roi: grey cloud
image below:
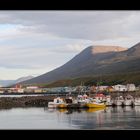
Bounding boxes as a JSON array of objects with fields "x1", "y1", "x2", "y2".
[
  {"x1": 0, "y1": 11, "x2": 140, "y2": 41},
  {"x1": 1, "y1": 11, "x2": 140, "y2": 79}
]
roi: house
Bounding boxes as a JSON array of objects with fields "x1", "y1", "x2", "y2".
[
  {"x1": 97, "y1": 86, "x2": 108, "y2": 91},
  {"x1": 15, "y1": 84, "x2": 22, "y2": 89},
  {"x1": 90, "y1": 85, "x2": 96, "y2": 93},
  {"x1": 106, "y1": 86, "x2": 115, "y2": 92},
  {"x1": 136, "y1": 86, "x2": 140, "y2": 91},
  {"x1": 126, "y1": 84, "x2": 136, "y2": 91},
  {"x1": 26, "y1": 86, "x2": 38, "y2": 89},
  {"x1": 113, "y1": 84, "x2": 127, "y2": 92},
  {"x1": 34, "y1": 89, "x2": 43, "y2": 93}
]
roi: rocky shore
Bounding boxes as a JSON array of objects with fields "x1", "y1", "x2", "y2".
[
  {"x1": 0, "y1": 91, "x2": 140, "y2": 109},
  {"x1": 0, "y1": 95, "x2": 57, "y2": 109}
]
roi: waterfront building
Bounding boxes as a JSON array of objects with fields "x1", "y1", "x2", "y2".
[
  {"x1": 90, "y1": 85, "x2": 96, "y2": 93},
  {"x1": 34, "y1": 89, "x2": 43, "y2": 93},
  {"x1": 26, "y1": 86, "x2": 38, "y2": 89},
  {"x1": 97, "y1": 86, "x2": 108, "y2": 91},
  {"x1": 106, "y1": 86, "x2": 115, "y2": 92},
  {"x1": 126, "y1": 84, "x2": 136, "y2": 91},
  {"x1": 113, "y1": 84, "x2": 127, "y2": 92}
]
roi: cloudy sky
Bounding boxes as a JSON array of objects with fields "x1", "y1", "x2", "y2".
[{"x1": 0, "y1": 10, "x2": 140, "y2": 80}]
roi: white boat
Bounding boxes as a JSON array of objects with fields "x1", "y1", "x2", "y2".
[
  {"x1": 74, "y1": 94, "x2": 90, "y2": 107},
  {"x1": 124, "y1": 100, "x2": 133, "y2": 106},
  {"x1": 114, "y1": 96, "x2": 124, "y2": 106},
  {"x1": 48, "y1": 97, "x2": 67, "y2": 108},
  {"x1": 105, "y1": 95, "x2": 112, "y2": 106},
  {"x1": 123, "y1": 95, "x2": 134, "y2": 106},
  {"x1": 106, "y1": 101, "x2": 113, "y2": 106},
  {"x1": 134, "y1": 98, "x2": 140, "y2": 106},
  {"x1": 76, "y1": 95, "x2": 89, "y2": 103}
]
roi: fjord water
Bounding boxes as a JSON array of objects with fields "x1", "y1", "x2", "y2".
[{"x1": 0, "y1": 106, "x2": 140, "y2": 129}]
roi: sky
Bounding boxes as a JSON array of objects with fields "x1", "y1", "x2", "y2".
[{"x1": 0, "y1": 10, "x2": 140, "y2": 80}]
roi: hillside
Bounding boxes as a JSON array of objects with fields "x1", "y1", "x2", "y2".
[
  {"x1": 20, "y1": 42, "x2": 140, "y2": 86},
  {"x1": 27, "y1": 71, "x2": 140, "y2": 88}
]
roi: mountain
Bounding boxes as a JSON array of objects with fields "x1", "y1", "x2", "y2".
[
  {"x1": 0, "y1": 76, "x2": 34, "y2": 87},
  {"x1": 0, "y1": 80, "x2": 15, "y2": 87},
  {"x1": 15, "y1": 76, "x2": 34, "y2": 83},
  {"x1": 21, "y1": 42, "x2": 140, "y2": 86}
]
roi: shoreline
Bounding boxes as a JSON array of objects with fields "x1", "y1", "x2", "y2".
[
  {"x1": 0, "y1": 92, "x2": 140, "y2": 109},
  {"x1": 0, "y1": 95, "x2": 55, "y2": 109}
]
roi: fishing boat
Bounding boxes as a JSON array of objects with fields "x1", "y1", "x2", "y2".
[
  {"x1": 75, "y1": 94, "x2": 90, "y2": 107},
  {"x1": 114, "y1": 96, "x2": 124, "y2": 106},
  {"x1": 105, "y1": 95, "x2": 112, "y2": 106},
  {"x1": 85, "y1": 99, "x2": 106, "y2": 108},
  {"x1": 134, "y1": 98, "x2": 140, "y2": 106},
  {"x1": 123, "y1": 95, "x2": 134, "y2": 106},
  {"x1": 57, "y1": 103, "x2": 67, "y2": 108},
  {"x1": 48, "y1": 97, "x2": 67, "y2": 108},
  {"x1": 106, "y1": 101, "x2": 113, "y2": 106},
  {"x1": 85, "y1": 102, "x2": 106, "y2": 108}
]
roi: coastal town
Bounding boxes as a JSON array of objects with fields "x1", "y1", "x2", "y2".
[
  {"x1": 0, "y1": 83, "x2": 140, "y2": 108},
  {"x1": 1, "y1": 11, "x2": 140, "y2": 129},
  {"x1": 0, "y1": 83, "x2": 138, "y2": 94}
]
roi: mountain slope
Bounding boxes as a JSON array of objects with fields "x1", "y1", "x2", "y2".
[
  {"x1": 0, "y1": 80, "x2": 15, "y2": 87},
  {"x1": 15, "y1": 76, "x2": 34, "y2": 83},
  {"x1": 20, "y1": 44, "x2": 136, "y2": 85}
]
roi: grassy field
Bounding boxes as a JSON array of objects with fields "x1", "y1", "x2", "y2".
[{"x1": 27, "y1": 71, "x2": 140, "y2": 88}]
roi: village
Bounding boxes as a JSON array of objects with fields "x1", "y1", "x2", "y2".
[{"x1": 0, "y1": 83, "x2": 138, "y2": 94}]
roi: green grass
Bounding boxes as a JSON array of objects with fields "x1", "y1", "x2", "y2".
[{"x1": 22, "y1": 71, "x2": 140, "y2": 88}]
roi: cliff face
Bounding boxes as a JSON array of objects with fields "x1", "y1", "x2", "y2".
[
  {"x1": 91, "y1": 45, "x2": 127, "y2": 54},
  {"x1": 20, "y1": 43, "x2": 140, "y2": 85}
]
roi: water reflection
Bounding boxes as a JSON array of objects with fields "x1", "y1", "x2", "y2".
[
  {"x1": 45, "y1": 106, "x2": 140, "y2": 129},
  {"x1": 85, "y1": 108, "x2": 105, "y2": 113},
  {"x1": 56, "y1": 108, "x2": 105, "y2": 114},
  {"x1": 134, "y1": 106, "x2": 140, "y2": 113},
  {"x1": 0, "y1": 106, "x2": 140, "y2": 129}
]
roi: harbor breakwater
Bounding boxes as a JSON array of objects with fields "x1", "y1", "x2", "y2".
[
  {"x1": 0, "y1": 95, "x2": 56, "y2": 109},
  {"x1": 0, "y1": 91, "x2": 140, "y2": 109}
]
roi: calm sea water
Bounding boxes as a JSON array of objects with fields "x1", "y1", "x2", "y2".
[{"x1": 0, "y1": 106, "x2": 140, "y2": 129}]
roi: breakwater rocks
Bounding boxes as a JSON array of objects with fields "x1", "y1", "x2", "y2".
[{"x1": 0, "y1": 95, "x2": 58, "y2": 109}]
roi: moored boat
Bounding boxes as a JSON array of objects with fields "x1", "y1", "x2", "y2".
[
  {"x1": 85, "y1": 98, "x2": 106, "y2": 108},
  {"x1": 85, "y1": 102, "x2": 106, "y2": 108},
  {"x1": 57, "y1": 103, "x2": 67, "y2": 108},
  {"x1": 134, "y1": 98, "x2": 140, "y2": 106},
  {"x1": 105, "y1": 95, "x2": 112, "y2": 106},
  {"x1": 123, "y1": 95, "x2": 134, "y2": 106},
  {"x1": 114, "y1": 96, "x2": 124, "y2": 106},
  {"x1": 48, "y1": 97, "x2": 67, "y2": 108}
]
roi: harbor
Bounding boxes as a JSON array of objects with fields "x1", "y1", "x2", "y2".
[{"x1": 0, "y1": 92, "x2": 140, "y2": 109}]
